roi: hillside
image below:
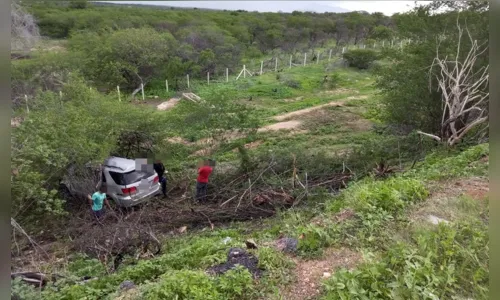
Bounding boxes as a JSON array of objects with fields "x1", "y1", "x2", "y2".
[{"x1": 10, "y1": 1, "x2": 489, "y2": 299}]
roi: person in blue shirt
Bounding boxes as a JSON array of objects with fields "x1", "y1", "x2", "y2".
[{"x1": 87, "y1": 187, "x2": 112, "y2": 221}]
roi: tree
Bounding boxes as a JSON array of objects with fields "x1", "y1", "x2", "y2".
[
  {"x1": 11, "y1": 1, "x2": 40, "y2": 55},
  {"x1": 376, "y1": 2, "x2": 488, "y2": 142},
  {"x1": 68, "y1": 28, "x2": 176, "y2": 92},
  {"x1": 418, "y1": 22, "x2": 489, "y2": 146},
  {"x1": 369, "y1": 25, "x2": 393, "y2": 41}
]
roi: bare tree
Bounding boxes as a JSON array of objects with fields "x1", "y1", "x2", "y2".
[
  {"x1": 418, "y1": 20, "x2": 489, "y2": 146},
  {"x1": 11, "y1": 1, "x2": 40, "y2": 56}
]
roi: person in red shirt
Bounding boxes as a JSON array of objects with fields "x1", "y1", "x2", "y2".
[{"x1": 196, "y1": 159, "x2": 213, "y2": 202}]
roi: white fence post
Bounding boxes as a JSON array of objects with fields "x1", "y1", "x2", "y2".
[
  {"x1": 328, "y1": 49, "x2": 332, "y2": 61},
  {"x1": 243, "y1": 65, "x2": 246, "y2": 78},
  {"x1": 226, "y1": 68, "x2": 229, "y2": 82},
  {"x1": 304, "y1": 53, "x2": 307, "y2": 66},
  {"x1": 316, "y1": 51, "x2": 320, "y2": 64},
  {"x1": 117, "y1": 86, "x2": 121, "y2": 102},
  {"x1": 275, "y1": 57, "x2": 278, "y2": 72},
  {"x1": 187, "y1": 75, "x2": 190, "y2": 89},
  {"x1": 165, "y1": 80, "x2": 169, "y2": 93},
  {"x1": 342, "y1": 47, "x2": 345, "y2": 54},
  {"x1": 207, "y1": 72, "x2": 210, "y2": 85},
  {"x1": 382, "y1": 40, "x2": 385, "y2": 47},
  {"x1": 141, "y1": 83, "x2": 145, "y2": 101},
  {"x1": 289, "y1": 55, "x2": 292, "y2": 69},
  {"x1": 260, "y1": 61, "x2": 263, "y2": 75},
  {"x1": 25, "y1": 94, "x2": 29, "y2": 113}
]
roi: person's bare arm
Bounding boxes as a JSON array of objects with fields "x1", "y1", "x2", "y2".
[
  {"x1": 87, "y1": 194, "x2": 93, "y2": 206},
  {"x1": 104, "y1": 198, "x2": 112, "y2": 210}
]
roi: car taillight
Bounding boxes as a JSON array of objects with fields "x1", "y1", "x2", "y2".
[
  {"x1": 121, "y1": 186, "x2": 137, "y2": 196},
  {"x1": 153, "y1": 176, "x2": 159, "y2": 183}
]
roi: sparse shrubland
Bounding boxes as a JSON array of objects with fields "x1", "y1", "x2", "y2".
[{"x1": 11, "y1": 1, "x2": 489, "y2": 299}]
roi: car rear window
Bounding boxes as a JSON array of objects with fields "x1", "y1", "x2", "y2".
[{"x1": 109, "y1": 170, "x2": 155, "y2": 185}]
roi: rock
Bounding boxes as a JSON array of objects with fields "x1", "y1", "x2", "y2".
[
  {"x1": 275, "y1": 237, "x2": 298, "y2": 253},
  {"x1": 427, "y1": 215, "x2": 449, "y2": 225},
  {"x1": 177, "y1": 226, "x2": 187, "y2": 234},
  {"x1": 119, "y1": 280, "x2": 135, "y2": 290},
  {"x1": 323, "y1": 272, "x2": 332, "y2": 278},
  {"x1": 245, "y1": 239, "x2": 258, "y2": 249}
]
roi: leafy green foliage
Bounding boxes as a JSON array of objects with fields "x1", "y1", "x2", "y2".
[
  {"x1": 342, "y1": 177, "x2": 428, "y2": 214},
  {"x1": 68, "y1": 28, "x2": 176, "y2": 90},
  {"x1": 321, "y1": 221, "x2": 489, "y2": 299},
  {"x1": 376, "y1": 3, "x2": 488, "y2": 136},
  {"x1": 11, "y1": 75, "x2": 165, "y2": 220},
  {"x1": 407, "y1": 143, "x2": 489, "y2": 181},
  {"x1": 11, "y1": 278, "x2": 41, "y2": 300},
  {"x1": 342, "y1": 49, "x2": 378, "y2": 69}
]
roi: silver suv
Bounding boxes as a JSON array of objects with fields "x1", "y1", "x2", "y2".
[{"x1": 101, "y1": 157, "x2": 160, "y2": 207}]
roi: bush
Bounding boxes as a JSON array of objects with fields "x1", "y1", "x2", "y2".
[
  {"x1": 283, "y1": 79, "x2": 301, "y2": 89},
  {"x1": 321, "y1": 221, "x2": 489, "y2": 299},
  {"x1": 342, "y1": 177, "x2": 428, "y2": 214},
  {"x1": 342, "y1": 49, "x2": 378, "y2": 69}
]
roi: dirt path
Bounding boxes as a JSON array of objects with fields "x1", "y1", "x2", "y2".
[
  {"x1": 273, "y1": 101, "x2": 344, "y2": 122},
  {"x1": 156, "y1": 98, "x2": 180, "y2": 111},
  {"x1": 257, "y1": 120, "x2": 303, "y2": 132},
  {"x1": 281, "y1": 248, "x2": 362, "y2": 300}
]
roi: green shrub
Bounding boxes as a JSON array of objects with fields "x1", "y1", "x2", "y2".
[
  {"x1": 408, "y1": 143, "x2": 489, "y2": 180},
  {"x1": 11, "y1": 278, "x2": 41, "y2": 300},
  {"x1": 142, "y1": 270, "x2": 220, "y2": 300},
  {"x1": 342, "y1": 49, "x2": 379, "y2": 70},
  {"x1": 342, "y1": 177, "x2": 428, "y2": 214},
  {"x1": 321, "y1": 221, "x2": 489, "y2": 299}
]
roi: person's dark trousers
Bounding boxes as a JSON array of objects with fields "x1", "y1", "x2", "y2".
[
  {"x1": 196, "y1": 181, "x2": 208, "y2": 202},
  {"x1": 160, "y1": 177, "x2": 167, "y2": 196}
]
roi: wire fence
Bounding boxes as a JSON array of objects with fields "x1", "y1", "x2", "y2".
[{"x1": 20, "y1": 39, "x2": 414, "y2": 109}]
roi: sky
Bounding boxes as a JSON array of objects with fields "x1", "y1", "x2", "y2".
[{"x1": 101, "y1": 1, "x2": 432, "y2": 16}]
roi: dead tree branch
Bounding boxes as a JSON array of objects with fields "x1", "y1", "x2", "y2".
[{"x1": 423, "y1": 17, "x2": 489, "y2": 146}]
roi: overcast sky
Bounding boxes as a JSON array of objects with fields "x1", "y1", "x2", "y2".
[{"x1": 102, "y1": 1, "x2": 432, "y2": 16}]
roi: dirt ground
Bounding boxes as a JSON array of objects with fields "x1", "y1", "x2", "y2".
[
  {"x1": 156, "y1": 98, "x2": 180, "y2": 111},
  {"x1": 272, "y1": 101, "x2": 344, "y2": 122},
  {"x1": 410, "y1": 176, "x2": 489, "y2": 225},
  {"x1": 258, "y1": 120, "x2": 303, "y2": 132},
  {"x1": 280, "y1": 248, "x2": 362, "y2": 300}
]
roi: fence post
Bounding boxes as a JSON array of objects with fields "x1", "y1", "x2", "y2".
[
  {"x1": 141, "y1": 83, "x2": 145, "y2": 101},
  {"x1": 391, "y1": 39, "x2": 394, "y2": 47},
  {"x1": 289, "y1": 55, "x2": 292, "y2": 69},
  {"x1": 25, "y1": 94, "x2": 29, "y2": 113},
  {"x1": 275, "y1": 57, "x2": 278, "y2": 72},
  {"x1": 328, "y1": 49, "x2": 332, "y2": 61},
  {"x1": 243, "y1": 65, "x2": 246, "y2": 78},
  {"x1": 260, "y1": 61, "x2": 263, "y2": 75},
  {"x1": 400, "y1": 40, "x2": 403, "y2": 48},
  {"x1": 187, "y1": 75, "x2": 190, "y2": 89},
  {"x1": 342, "y1": 47, "x2": 345, "y2": 54},
  {"x1": 382, "y1": 40, "x2": 385, "y2": 47},
  {"x1": 316, "y1": 51, "x2": 320, "y2": 64},
  {"x1": 117, "y1": 86, "x2": 121, "y2": 102},
  {"x1": 226, "y1": 68, "x2": 229, "y2": 82},
  {"x1": 207, "y1": 72, "x2": 210, "y2": 85},
  {"x1": 165, "y1": 80, "x2": 169, "y2": 93},
  {"x1": 303, "y1": 53, "x2": 307, "y2": 66}
]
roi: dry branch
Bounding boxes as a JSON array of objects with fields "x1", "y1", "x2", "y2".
[{"x1": 423, "y1": 18, "x2": 489, "y2": 146}]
